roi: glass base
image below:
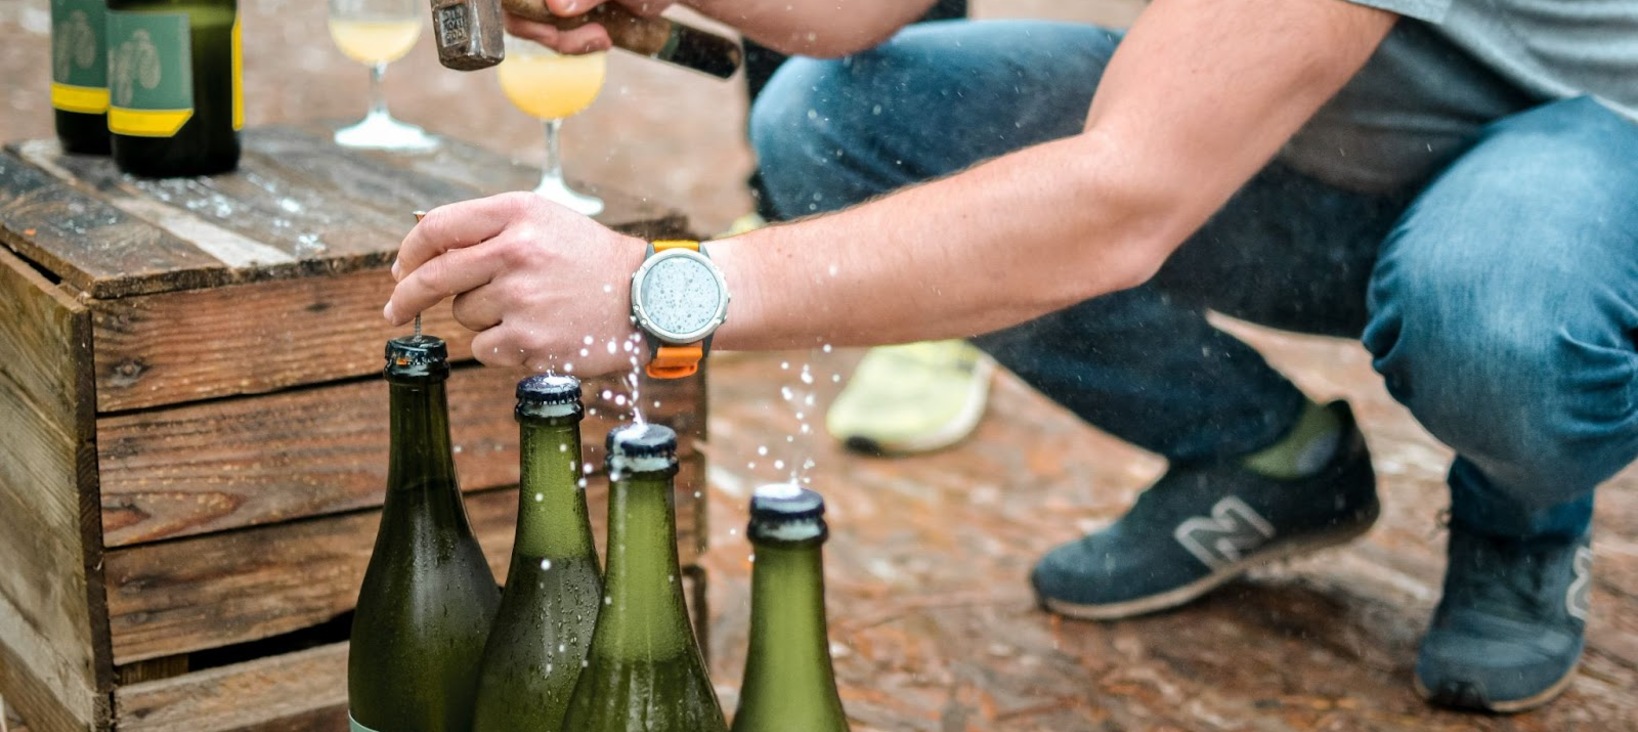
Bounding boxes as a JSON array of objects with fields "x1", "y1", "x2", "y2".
[
  {"x1": 334, "y1": 114, "x2": 439, "y2": 152},
  {"x1": 535, "y1": 176, "x2": 604, "y2": 217}
]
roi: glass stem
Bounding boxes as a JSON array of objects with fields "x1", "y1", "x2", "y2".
[
  {"x1": 539, "y1": 118, "x2": 567, "y2": 191},
  {"x1": 368, "y1": 62, "x2": 391, "y2": 122}
]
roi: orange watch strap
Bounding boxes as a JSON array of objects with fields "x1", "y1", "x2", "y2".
[
  {"x1": 640, "y1": 240, "x2": 708, "y2": 379},
  {"x1": 652, "y1": 239, "x2": 700, "y2": 252},
  {"x1": 647, "y1": 344, "x2": 705, "y2": 379}
]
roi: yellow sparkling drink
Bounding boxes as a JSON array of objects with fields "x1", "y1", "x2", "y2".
[
  {"x1": 498, "y1": 51, "x2": 607, "y2": 120},
  {"x1": 329, "y1": 18, "x2": 421, "y2": 65}
]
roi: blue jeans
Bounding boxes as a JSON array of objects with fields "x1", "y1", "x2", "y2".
[{"x1": 749, "y1": 20, "x2": 1638, "y2": 540}]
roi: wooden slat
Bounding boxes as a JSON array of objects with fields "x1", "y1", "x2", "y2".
[
  {"x1": 88, "y1": 257, "x2": 695, "y2": 414},
  {"x1": 0, "y1": 250, "x2": 105, "y2": 732},
  {"x1": 5, "y1": 130, "x2": 689, "y2": 300},
  {"x1": 19, "y1": 139, "x2": 408, "y2": 275},
  {"x1": 0, "y1": 150, "x2": 224, "y2": 300},
  {"x1": 103, "y1": 454, "x2": 703, "y2": 665},
  {"x1": 348, "y1": 128, "x2": 690, "y2": 241},
  {"x1": 99, "y1": 362, "x2": 701, "y2": 546},
  {"x1": 244, "y1": 127, "x2": 488, "y2": 217},
  {"x1": 113, "y1": 569, "x2": 706, "y2": 732},
  {"x1": 114, "y1": 643, "x2": 347, "y2": 732},
  {"x1": 0, "y1": 602, "x2": 99, "y2": 732}
]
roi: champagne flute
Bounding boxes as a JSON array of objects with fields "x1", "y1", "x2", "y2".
[
  {"x1": 329, "y1": 0, "x2": 437, "y2": 150},
  {"x1": 497, "y1": 33, "x2": 607, "y2": 216}
]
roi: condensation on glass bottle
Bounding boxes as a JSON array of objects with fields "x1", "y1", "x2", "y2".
[
  {"x1": 731, "y1": 484, "x2": 850, "y2": 732},
  {"x1": 472, "y1": 375, "x2": 603, "y2": 732},
  {"x1": 348, "y1": 335, "x2": 500, "y2": 732},
  {"x1": 561, "y1": 423, "x2": 728, "y2": 732}
]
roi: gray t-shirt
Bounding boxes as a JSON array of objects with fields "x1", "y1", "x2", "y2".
[{"x1": 1280, "y1": 0, "x2": 1638, "y2": 193}]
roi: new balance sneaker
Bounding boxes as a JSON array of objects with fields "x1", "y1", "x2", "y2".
[
  {"x1": 1414, "y1": 525, "x2": 1593, "y2": 713},
  {"x1": 1032, "y1": 401, "x2": 1379, "y2": 620},
  {"x1": 825, "y1": 340, "x2": 995, "y2": 455}
]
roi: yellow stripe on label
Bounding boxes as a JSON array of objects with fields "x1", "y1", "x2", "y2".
[
  {"x1": 232, "y1": 18, "x2": 244, "y2": 130},
  {"x1": 109, "y1": 108, "x2": 194, "y2": 137},
  {"x1": 51, "y1": 84, "x2": 110, "y2": 114}
]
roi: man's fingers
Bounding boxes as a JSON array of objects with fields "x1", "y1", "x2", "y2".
[
  {"x1": 470, "y1": 325, "x2": 529, "y2": 368},
  {"x1": 551, "y1": 25, "x2": 612, "y2": 53},
  {"x1": 503, "y1": 16, "x2": 560, "y2": 47},
  {"x1": 385, "y1": 243, "x2": 503, "y2": 325},
  {"x1": 394, "y1": 193, "x2": 532, "y2": 281},
  {"x1": 451, "y1": 284, "x2": 505, "y2": 332}
]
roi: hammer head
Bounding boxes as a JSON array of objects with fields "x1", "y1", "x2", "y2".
[{"x1": 430, "y1": 0, "x2": 506, "y2": 70}]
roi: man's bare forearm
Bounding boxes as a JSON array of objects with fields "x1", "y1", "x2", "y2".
[
  {"x1": 684, "y1": 0, "x2": 938, "y2": 57},
  {"x1": 709, "y1": 130, "x2": 1172, "y2": 351},
  {"x1": 706, "y1": 0, "x2": 1396, "y2": 352}
]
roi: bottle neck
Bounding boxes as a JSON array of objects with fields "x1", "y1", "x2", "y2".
[
  {"x1": 742, "y1": 540, "x2": 843, "y2": 702},
  {"x1": 596, "y1": 470, "x2": 693, "y2": 660},
  {"x1": 515, "y1": 418, "x2": 595, "y2": 560},
  {"x1": 386, "y1": 377, "x2": 458, "y2": 494}
]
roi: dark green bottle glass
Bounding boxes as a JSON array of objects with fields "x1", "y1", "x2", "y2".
[
  {"x1": 349, "y1": 335, "x2": 500, "y2": 732},
  {"x1": 105, "y1": 0, "x2": 242, "y2": 177},
  {"x1": 561, "y1": 423, "x2": 728, "y2": 731},
  {"x1": 472, "y1": 375, "x2": 603, "y2": 732},
  {"x1": 731, "y1": 485, "x2": 850, "y2": 732},
  {"x1": 50, "y1": 0, "x2": 112, "y2": 154}
]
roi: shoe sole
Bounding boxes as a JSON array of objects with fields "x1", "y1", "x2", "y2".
[
  {"x1": 1040, "y1": 503, "x2": 1380, "y2": 622},
  {"x1": 841, "y1": 357, "x2": 996, "y2": 456},
  {"x1": 1413, "y1": 665, "x2": 1579, "y2": 714}
]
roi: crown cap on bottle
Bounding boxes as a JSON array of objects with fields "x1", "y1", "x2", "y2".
[
  {"x1": 606, "y1": 423, "x2": 678, "y2": 475},
  {"x1": 384, "y1": 335, "x2": 449, "y2": 380},
  {"x1": 515, "y1": 374, "x2": 583, "y2": 419},
  {"x1": 748, "y1": 484, "x2": 828, "y2": 543}
]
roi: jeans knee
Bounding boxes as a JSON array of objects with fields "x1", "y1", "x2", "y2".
[
  {"x1": 1367, "y1": 287, "x2": 1637, "y2": 496},
  {"x1": 748, "y1": 57, "x2": 854, "y2": 216}
]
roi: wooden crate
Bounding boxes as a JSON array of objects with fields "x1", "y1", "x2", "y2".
[{"x1": 0, "y1": 127, "x2": 709, "y2": 732}]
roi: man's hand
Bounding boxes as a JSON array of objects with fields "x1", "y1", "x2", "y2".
[
  {"x1": 504, "y1": 0, "x2": 672, "y2": 54},
  {"x1": 384, "y1": 192, "x2": 650, "y2": 376}
]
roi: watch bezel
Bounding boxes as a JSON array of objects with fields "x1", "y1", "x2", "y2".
[{"x1": 630, "y1": 246, "x2": 731, "y2": 345}]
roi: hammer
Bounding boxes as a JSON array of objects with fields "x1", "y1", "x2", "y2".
[{"x1": 430, "y1": 0, "x2": 743, "y2": 78}]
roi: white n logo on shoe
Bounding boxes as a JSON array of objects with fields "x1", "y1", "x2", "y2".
[
  {"x1": 1567, "y1": 546, "x2": 1593, "y2": 621},
  {"x1": 1174, "y1": 496, "x2": 1276, "y2": 570}
]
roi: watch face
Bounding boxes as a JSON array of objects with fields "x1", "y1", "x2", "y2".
[{"x1": 639, "y1": 254, "x2": 724, "y2": 340}]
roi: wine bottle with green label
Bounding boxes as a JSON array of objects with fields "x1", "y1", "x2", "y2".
[
  {"x1": 731, "y1": 485, "x2": 851, "y2": 732},
  {"x1": 50, "y1": 0, "x2": 111, "y2": 154},
  {"x1": 472, "y1": 375, "x2": 603, "y2": 732},
  {"x1": 106, "y1": 0, "x2": 242, "y2": 177},
  {"x1": 561, "y1": 423, "x2": 728, "y2": 732},
  {"x1": 349, "y1": 335, "x2": 500, "y2": 732}
]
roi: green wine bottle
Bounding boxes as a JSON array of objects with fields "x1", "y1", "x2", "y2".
[
  {"x1": 472, "y1": 375, "x2": 603, "y2": 732},
  {"x1": 106, "y1": 0, "x2": 242, "y2": 177},
  {"x1": 731, "y1": 485, "x2": 850, "y2": 731},
  {"x1": 561, "y1": 423, "x2": 727, "y2": 731},
  {"x1": 349, "y1": 335, "x2": 500, "y2": 732},
  {"x1": 50, "y1": 0, "x2": 112, "y2": 154}
]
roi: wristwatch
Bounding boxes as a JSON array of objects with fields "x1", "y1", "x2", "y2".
[{"x1": 630, "y1": 239, "x2": 730, "y2": 379}]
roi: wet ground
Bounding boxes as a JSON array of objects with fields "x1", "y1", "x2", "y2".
[{"x1": 4, "y1": 1, "x2": 1637, "y2": 729}]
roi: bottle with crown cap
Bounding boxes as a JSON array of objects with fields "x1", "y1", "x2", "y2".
[
  {"x1": 730, "y1": 484, "x2": 851, "y2": 731},
  {"x1": 560, "y1": 423, "x2": 728, "y2": 731},
  {"x1": 472, "y1": 375, "x2": 603, "y2": 732},
  {"x1": 349, "y1": 335, "x2": 500, "y2": 732}
]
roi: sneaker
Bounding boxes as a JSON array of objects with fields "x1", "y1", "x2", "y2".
[
  {"x1": 717, "y1": 212, "x2": 768, "y2": 238},
  {"x1": 1414, "y1": 524, "x2": 1592, "y2": 713},
  {"x1": 1032, "y1": 401, "x2": 1379, "y2": 620},
  {"x1": 825, "y1": 340, "x2": 995, "y2": 455}
]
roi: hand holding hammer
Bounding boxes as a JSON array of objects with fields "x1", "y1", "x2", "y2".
[{"x1": 431, "y1": 0, "x2": 742, "y2": 78}]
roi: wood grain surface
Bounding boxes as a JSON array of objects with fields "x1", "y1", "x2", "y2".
[{"x1": 0, "y1": 249, "x2": 106, "y2": 732}]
